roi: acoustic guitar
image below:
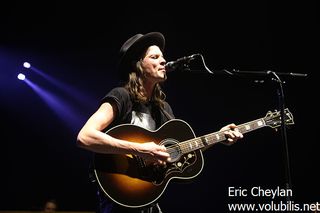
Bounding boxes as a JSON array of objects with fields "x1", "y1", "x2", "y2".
[{"x1": 94, "y1": 108, "x2": 294, "y2": 208}]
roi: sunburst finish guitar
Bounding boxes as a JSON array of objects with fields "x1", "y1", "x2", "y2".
[{"x1": 94, "y1": 108, "x2": 294, "y2": 208}]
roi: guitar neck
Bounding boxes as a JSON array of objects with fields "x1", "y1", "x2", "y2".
[{"x1": 177, "y1": 118, "x2": 266, "y2": 154}]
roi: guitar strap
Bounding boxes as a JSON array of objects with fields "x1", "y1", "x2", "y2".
[{"x1": 160, "y1": 107, "x2": 174, "y2": 120}]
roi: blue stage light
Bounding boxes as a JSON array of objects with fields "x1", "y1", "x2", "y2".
[
  {"x1": 23, "y1": 62, "x2": 31, "y2": 68},
  {"x1": 17, "y1": 73, "x2": 26, "y2": 80}
]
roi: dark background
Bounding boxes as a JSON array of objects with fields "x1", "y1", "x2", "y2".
[{"x1": 1, "y1": 2, "x2": 318, "y2": 212}]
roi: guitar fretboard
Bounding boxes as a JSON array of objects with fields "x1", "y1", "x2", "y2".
[{"x1": 174, "y1": 118, "x2": 266, "y2": 154}]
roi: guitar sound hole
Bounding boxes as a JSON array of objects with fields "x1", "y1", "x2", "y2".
[{"x1": 160, "y1": 138, "x2": 181, "y2": 163}]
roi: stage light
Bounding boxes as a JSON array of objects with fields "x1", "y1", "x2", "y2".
[
  {"x1": 17, "y1": 73, "x2": 26, "y2": 80},
  {"x1": 18, "y1": 62, "x2": 94, "y2": 132},
  {"x1": 23, "y1": 62, "x2": 31, "y2": 69}
]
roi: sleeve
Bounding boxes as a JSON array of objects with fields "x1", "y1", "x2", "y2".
[{"x1": 100, "y1": 87, "x2": 132, "y2": 122}]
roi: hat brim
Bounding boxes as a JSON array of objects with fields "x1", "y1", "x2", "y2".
[{"x1": 118, "y1": 32, "x2": 165, "y2": 80}]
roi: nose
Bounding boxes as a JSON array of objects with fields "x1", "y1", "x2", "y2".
[{"x1": 160, "y1": 56, "x2": 166, "y2": 66}]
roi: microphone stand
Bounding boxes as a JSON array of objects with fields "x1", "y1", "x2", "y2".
[{"x1": 194, "y1": 54, "x2": 308, "y2": 202}]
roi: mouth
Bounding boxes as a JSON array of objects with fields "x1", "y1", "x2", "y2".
[{"x1": 159, "y1": 68, "x2": 166, "y2": 73}]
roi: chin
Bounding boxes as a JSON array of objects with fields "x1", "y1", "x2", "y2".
[{"x1": 159, "y1": 73, "x2": 167, "y2": 80}]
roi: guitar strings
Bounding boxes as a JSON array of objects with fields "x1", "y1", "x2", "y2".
[{"x1": 162, "y1": 118, "x2": 267, "y2": 156}]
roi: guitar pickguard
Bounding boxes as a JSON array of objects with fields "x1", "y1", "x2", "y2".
[
  {"x1": 148, "y1": 151, "x2": 198, "y2": 185},
  {"x1": 165, "y1": 152, "x2": 197, "y2": 177}
]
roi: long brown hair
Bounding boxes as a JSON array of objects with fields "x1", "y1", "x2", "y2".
[{"x1": 124, "y1": 60, "x2": 166, "y2": 109}]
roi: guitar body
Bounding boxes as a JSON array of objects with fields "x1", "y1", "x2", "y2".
[{"x1": 94, "y1": 119, "x2": 204, "y2": 208}]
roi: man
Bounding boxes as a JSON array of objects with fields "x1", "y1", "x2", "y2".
[
  {"x1": 77, "y1": 32, "x2": 243, "y2": 212},
  {"x1": 43, "y1": 199, "x2": 57, "y2": 213}
]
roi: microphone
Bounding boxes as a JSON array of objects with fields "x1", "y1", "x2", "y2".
[{"x1": 165, "y1": 54, "x2": 200, "y2": 72}]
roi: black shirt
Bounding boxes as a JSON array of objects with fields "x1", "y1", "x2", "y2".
[{"x1": 101, "y1": 87, "x2": 175, "y2": 131}]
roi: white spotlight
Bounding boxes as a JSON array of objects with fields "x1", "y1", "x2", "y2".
[
  {"x1": 17, "y1": 73, "x2": 26, "y2": 80},
  {"x1": 23, "y1": 62, "x2": 31, "y2": 69}
]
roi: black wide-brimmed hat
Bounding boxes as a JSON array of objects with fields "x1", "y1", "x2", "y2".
[{"x1": 118, "y1": 32, "x2": 165, "y2": 80}]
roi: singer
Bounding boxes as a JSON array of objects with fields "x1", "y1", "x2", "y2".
[{"x1": 76, "y1": 32, "x2": 243, "y2": 213}]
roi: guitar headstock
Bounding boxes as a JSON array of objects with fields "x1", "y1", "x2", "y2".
[{"x1": 263, "y1": 108, "x2": 294, "y2": 129}]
